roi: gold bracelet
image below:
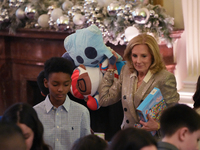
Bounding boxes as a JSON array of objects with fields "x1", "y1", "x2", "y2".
[{"x1": 107, "y1": 69, "x2": 115, "y2": 72}]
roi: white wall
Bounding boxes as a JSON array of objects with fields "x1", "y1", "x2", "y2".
[
  {"x1": 162, "y1": 0, "x2": 186, "y2": 90},
  {"x1": 163, "y1": 0, "x2": 184, "y2": 29}
]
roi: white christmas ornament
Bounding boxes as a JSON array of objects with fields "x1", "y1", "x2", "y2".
[
  {"x1": 62, "y1": 0, "x2": 73, "y2": 11},
  {"x1": 73, "y1": 14, "x2": 85, "y2": 25},
  {"x1": 125, "y1": 26, "x2": 139, "y2": 41},
  {"x1": 15, "y1": 8, "x2": 25, "y2": 19},
  {"x1": 51, "y1": 8, "x2": 63, "y2": 22},
  {"x1": 38, "y1": 14, "x2": 49, "y2": 28}
]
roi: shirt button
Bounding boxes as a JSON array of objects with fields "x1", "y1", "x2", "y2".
[
  {"x1": 57, "y1": 113, "x2": 59, "y2": 115},
  {"x1": 57, "y1": 126, "x2": 59, "y2": 128},
  {"x1": 124, "y1": 108, "x2": 127, "y2": 112},
  {"x1": 56, "y1": 139, "x2": 59, "y2": 141}
]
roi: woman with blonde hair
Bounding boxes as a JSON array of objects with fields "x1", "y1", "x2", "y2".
[{"x1": 99, "y1": 33, "x2": 179, "y2": 137}]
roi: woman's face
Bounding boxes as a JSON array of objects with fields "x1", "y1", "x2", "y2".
[
  {"x1": 131, "y1": 44, "x2": 152, "y2": 75},
  {"x1": 17, "y1": 123, "x2": 34, "y2": 150}
]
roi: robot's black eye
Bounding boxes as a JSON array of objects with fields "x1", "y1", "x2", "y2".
[
  {"x1": 85, "y1": 47, "x2": 97, "y2": 59},
  {"x1": 76, "y1": 56, "x2": 84, "y2": 64}
]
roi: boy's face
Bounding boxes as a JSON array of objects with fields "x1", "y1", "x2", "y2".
[
  {"x1": 181, "y1": 129, "x2": 200, "y2": 150},
  {"x1": 44, "y1": 72, "x2": 71, "y2": 107}
]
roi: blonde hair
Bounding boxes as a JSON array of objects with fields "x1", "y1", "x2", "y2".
[{"x1": 123, "y1": 33, "x2": 166, "y2": 74}]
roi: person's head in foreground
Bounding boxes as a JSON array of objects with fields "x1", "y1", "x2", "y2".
[
  {"x1": 160, "y1": 104, "x2": 200, "y2": 150},
  {"x1": 0, "y1": 121, "x2": 26, "y2": 150},
  {"x1": 71, "y1": 134, "x2": 108, "y2": 150},
  {"x1": 107, "y1": 127, "x2": 157, "y2": 150},
  {"x1": 1, "y1": 102, "x2": 50, "y2": 150},
  {"x1": 123, "y1": 33, "x2": 165, "y2": 74}
]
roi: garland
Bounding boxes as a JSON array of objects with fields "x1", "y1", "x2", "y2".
[{"x1": 0, "y1": 0, "x2": 174, "y2": 46}]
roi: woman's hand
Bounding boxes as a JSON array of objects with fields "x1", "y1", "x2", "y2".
[
  {"x1": 139, "y1": 114, "x2": 159, "y2": 131},
  {"x1": 108, "y1": 51, "x2": 118, "y2": 69}
]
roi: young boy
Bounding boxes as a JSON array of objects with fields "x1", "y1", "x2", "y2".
[
  {"x1": 158, "y1": 104, "x2": 200, "y2": 150},
  {"x1": 34, "y1": 57, "x2": 91, "y2": 150}
]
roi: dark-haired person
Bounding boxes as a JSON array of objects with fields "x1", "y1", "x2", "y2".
[
  {"x1": 107, "y1": 127, "x2": 157, "y2": 150},
  {"x1": 34, "y1": 57, "x2": 91, "y2": 150},
  {"x1": 157, "y1": 104, "x2": 200, "y2": 150},
  {"x1": 71, "y1": 134, "x2": 108, "y2": 150},
  {"x1": 1, "y1": 103, "x2": 50, "y2": 150},
  {"x1": 0, "y1": 122, "x2": 26, "y2": 150}
]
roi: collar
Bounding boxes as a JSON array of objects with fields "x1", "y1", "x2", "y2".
[
  {"x1": 143, "y1": 70, "x2": 153, "y2": 83},
  {"x1": 157, "y1": 141, "x2": 179, "y2": 150},
  {"x1": 44, "y1": 95, "x2": 70, "y2": 113},
  {"x1": 130, "y1": 70, "x2": 153, "y2": 83}
]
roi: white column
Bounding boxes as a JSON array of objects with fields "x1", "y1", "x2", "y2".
[{"x1": 178, "y1": 0, "x2": 200, "y2": 106}]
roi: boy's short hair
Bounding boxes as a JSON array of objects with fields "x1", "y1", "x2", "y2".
[
  {"x1": 160, "y1": 104, "x2": 200, "y2": 137},
  {"x1": 44, "y1": 57, "x2": 74, "y2": 79}
]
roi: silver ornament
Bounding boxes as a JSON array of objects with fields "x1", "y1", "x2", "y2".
[
  {"x1": 124, "y1": 16, "x2": 128, "y2": 21},
  {"x1": 125, "y1": 4, "x2": 132, "y2": 11},
  {"x1": 25, "y1": 5, "x2": 37, "y2": 19},
  {"x1": 120, "y1": 34, "x2": 125, "y2": 39},
  {"x1": 0, "y1": 16, "x2": 4, "y2": 23},
  {"x1": 9, "y1": 0, "x2": 16, "y2": 4},
  {"x1": 89, "y1": 7, "x2": 94, "y2": 11},
  {"x1": 118, "y1": 5, "x2": 125, "y2": 13},
  {"x1": 48, "y1": 6, "x2": 55, "y2": 11},
  {"x1": 15, "y1": 8, "x2": 25, "y2": 19},
  {"x1": 107, "y1": 1, "x2": 120, "y2": 16},
  {"x1": 87, "y1": 18, "x2": 94, "y2": 26},
  {"x1": 123, "y1": 9, "x2": 128, "y2": 15},
  {"x1": 73, "y1": 14, "x2": 85, "y2": 25},
  {"x1": 154, "y1": 14, "x2": 158, "y2": 18},
  {"x1": 85, "y1": 13, "x2": 90, "y2": 19},
  {"x1": 149, "y1": 10, "x2": 155, "y2": 17},
  {"x1": 132, "y1": 7, "x2": 150, "y2": 24},
  {"x1": 117, "y1": 12, "x2": 123, "y2": 18},
  {"x1": 34, "y1": 23, "x2": 40, "y2": 29},
  {"x1": 67, "y1": 10, "x2": 73, "y2": 17},
  {"x1": 47, "y1": 10, "x2": 52, "y2": 16},
  {"x1": 62, "y1": 1, "x2": 73, "y2": 11},
  {"x1": 91, "y1": 0, "x2": 98, "y2": 5},
  {"x1": 84, "y1": 1, "x2": 92, "y2": 8},
  {"x1": 15, "y1": 3, "x2": 20, "y2": 7},
  {"x1": 95, "y1": 19, "x2": 101, "y2": 26},
  {"x1": 128, "y1": 15, "x2": 134, "y2": 21},
  {"x1": 4, "y1": 15, "x2": 9, "y2": 22},
  {"x1": 99, "y1": 24, "x2": 105, "y2": 32},
  {"x1": 1, "y1": 9, "x2": 8, "y2": 17},
  {"x1": 9, "y1": 0, "x2": 16, "y2": 7},
  {"x1": 123, "y1": 37, "x2": 128, "y2": 45},
  {"x1": 90, "y1": 10, "x2": 95, "y2": 16},
  {"x1": 96, "y1": 13, "x2": 103, "y2": 19},
  {"x1": 17, "y1": 0, "x2": 25, "y2": 4},
  {"x1": 92, "y1": 13, "x2": 97, "y2": 21},
  {"x1": 95, "y1": 7, "x2": 100, "y2": 13},
  {"x1": 56, "y1": 15, "x2": 70, "y2": 31}
]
